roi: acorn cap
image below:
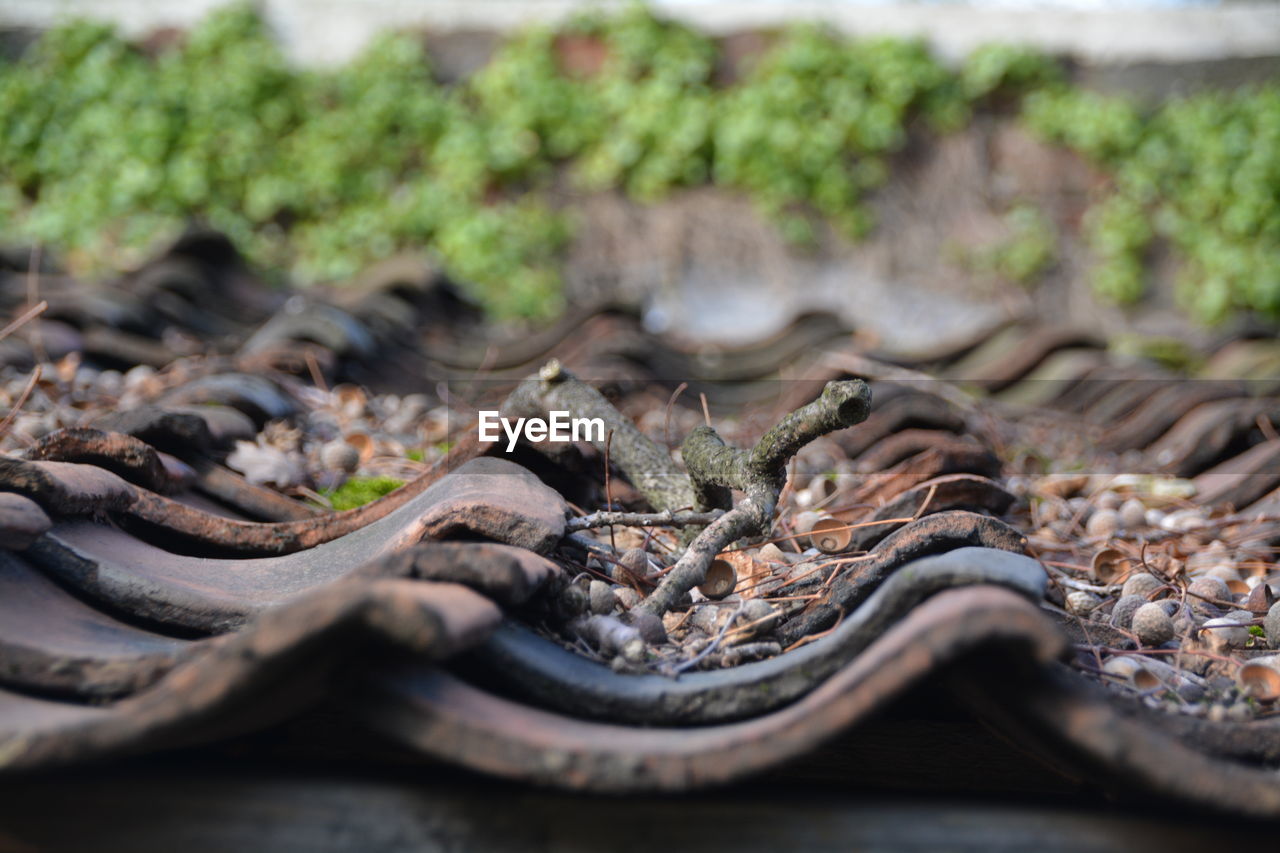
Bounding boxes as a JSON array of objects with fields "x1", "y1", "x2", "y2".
[
  {"x1": 1245, "y1": 582, "x2": 1276, "y2": 615},
  {"x1": 1225, "y1": 579, "x2": 1250, "y2": 597},
  {"x1": 808, "y1": 475, "x2": 838, "y2": 501},
  {"x1": 344, "y1": 431, "x2": 375, "y2": 463},
  {"x1": 808, "y1": 518, "x2": 851, "y2": 554},
  {"x1": 1091, "y1": 547, "x2": 1132, "y2": 585},
  {"x1": 1102, "y1": 655, "x2": 1163, "y2": 691},
  {"x1": 1239, "y1": 659, "x2": 1280, "y2": 703},
  {"x1": 698, "y1": 559, "x2": 738, "y2": 600}
]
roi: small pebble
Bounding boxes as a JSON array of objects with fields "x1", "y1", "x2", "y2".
[
  {"x1": 1173, "y1": 608, "x2": 1206, "y2": 636},
  {"x1": 1200, "y1": 609, "x2": 1253, "y2": 650},
  {"x1": 558, "y1": 585, "x2": 587, "y2": 618},
  {"x1": 626, "y1": 610, "x2": 667, "y2": 646},
  {"x1": 1266, "y1": 601, "x2": 1280, "y2": 650},
  {"x1": 1206, "y1": 564, "x2": 1242, "y2": 584},
  {"x1": 1161, "y1": 509, "x2": 1206, "y2": 532},
  {"x1": 738, "y1": 599, "x2": 780, "y2": 635},
  {"x1": 1086, "y1": 508, "x2": 1120, "y2": 538},
  {"x1": 1226, "y1": 702, "x2": 1253, "y2": 723},
  {"x1": 12, "y1": 414, "x2": 54, "y2": 441},
  {"x1": 690, "y1": 605, "x2": 721, "y2": 635},
  {"x1": 1095, "y1": 490, "x2": 1122, "y2": 511},
  {"x1": 320, "y1": 439, "x2": 360, "y2": 473},
  {"x1": 1119, "y1": 497, "x2": 1147, "y2": 529},
  {"x1": 1122, "y1": 572, "x2": 1165, "y2": 600},
  {"x1": 588, "y1": 580, "x2": 616, "y2": 616},
  {"x1": 1188, "y1": 577, "x2": 1230, "y2": 608},
  {"x1": 1132, "y1": 602, "x2": 1175, "y2": 646},
  {"x1": 613, "y1": 548, "x2": 650, "y2": 585},
  {"x1": 1066, "y1": 590, "x2": 1100, "y2": 615},
  {"x1": 1186, "y1": 541, "x2": 1230, "y2": 574},
  {"x1": 758, "y1": 543, "x2": 791, "y2": 565},
  {"x1": 1110, "y1": 594, "x2": 1146, "y2": 630},
  {"x1": 792, "y1": 511, "x2": 822, "y2": 535},
  {"x1": 1035, "y1": 500, "x2": 1063, "y2": 525}
]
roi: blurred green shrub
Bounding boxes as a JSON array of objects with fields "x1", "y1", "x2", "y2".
[
  {"x1": 1, "y1": 3, "x2": 1276, "y2": 324},
  {"x1": 967, "y1": 204, "x2": 1058, "y2": 285},
  {"x1": 1025, "y1": 86, "x2": 1280, "y2": 322}
]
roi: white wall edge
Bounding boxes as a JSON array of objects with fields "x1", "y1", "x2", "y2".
[{"x1": 1, "y1": 1, "x2": 1279, "y2": 67}]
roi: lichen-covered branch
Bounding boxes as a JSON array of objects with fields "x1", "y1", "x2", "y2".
[
  {"x1": 637, "y1": 380, "x2": 871, "y2": 619},
  {"x1": 502, "y1": 360, "x2": 696, "y2": 513},
  {"x1": 566, "y1": 508, "x2": 724, "y2": 532},
  {"x1": 635, "y1": 491, "x2": 773, "y2": 618},
  {"x1": 747, "y1": 380, "x2": 872, "y2": 481}
]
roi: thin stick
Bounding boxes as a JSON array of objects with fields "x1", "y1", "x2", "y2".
[
  {"x1": 1042, "y1": 560, "x2": 1094, "y2": 574},
  {"x1": 1083, "y1": 645, "x2": 1243, "y2": 669},
  {"x1": 304, "y1": 350, "x2": 328, "y2": 393},
  {"x1": 718, "y1": 609, "x2": 789, "y2": 644},
  {"x1": 293, "y1": 485, "x2": 333, "y2": 510},
  {"x1": 664, "y1": 382, "x2": 688, "y2": 450},
  {"x1": 603, "y1": 428, "x2": 616, "y2": 553},
  {"x1": 0, "y1": 300, "x2": 47, "y2": 344},
  {"x1": 783, "y1": 605, "x2": 846, "y2": 653},
  {"x1": 1258, "y1": 413, "x2": 1279, "y2": 444},
  {"x1": 911, "y1": 482, "x2": 938, "y2": 521},
  {"x1": 0, "y1": 365, "x2": 42, "y2": 440},
  {"x1": 699, "y1": 393, "x2": 711, "y2": 428},
  {"x1": 723, "y1": 515, "x2": 916, "y2": 552},
  {"x1": 26, "y1": 245, "x2": 46, "y2": 364}
]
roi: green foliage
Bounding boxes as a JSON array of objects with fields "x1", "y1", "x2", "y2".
[
  {"x1": 959, "y1": 44, "x2": 1063, "y2": 102},
  {"x1": 322, "y1": 475, "x2": 404, "y2": 510},
  {"x1": 1109, "y1": 333, "x2": 1203, "y2": 372},
  {"x1": 0, "y1": 4, "x2": 568, "y2": 316},
  {"x1": 1025, "y1": 85, "x2": 1280, "y2": 322},
  {"x1": 3, "y1": 4, "x2": 1275, "y2": 324},
  {"x1": 714, "y1": 27, "x2": 962, "y2": 240},
  {"x1": 969, "y1": 204, "x2": 1057, "y2": 285}
]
